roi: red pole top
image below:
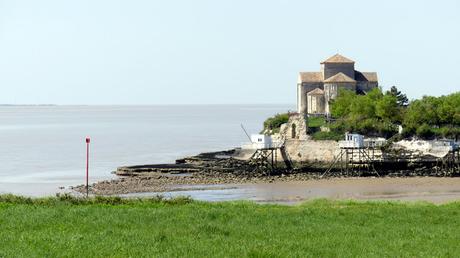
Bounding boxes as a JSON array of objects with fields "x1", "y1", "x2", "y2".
[{"x1": 86, "y1": 137, "x2": 91, "y2": 143}]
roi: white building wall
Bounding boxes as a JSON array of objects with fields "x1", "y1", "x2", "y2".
[
  {"x1": 297, "y1": 84, "x2": 302, "y2": 113},
  {"x1": 298, "y1": 82, "x2": 323, "y2": 114}
]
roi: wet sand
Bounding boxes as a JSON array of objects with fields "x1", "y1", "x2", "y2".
[
  {"x1": 118, "y1": 177, "x2": 460, "y2": 204},
  {"x1": 4, "y1": 176, "x2": 460, "y2": 204}
]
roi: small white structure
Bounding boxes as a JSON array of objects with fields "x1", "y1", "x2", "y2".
[
  {"x1": 338, "y1": 133, "x2": 364, "y2": 148},
  {"x1": 242, "y1": 134, "x2": 273, "y2": 149}
]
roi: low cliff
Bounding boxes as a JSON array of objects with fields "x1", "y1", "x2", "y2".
[{"x1": 284, "y1": 139, "x2": 339, "y2": 163}]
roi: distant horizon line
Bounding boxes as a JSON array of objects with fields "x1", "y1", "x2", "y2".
[{"x1": 0, "y1": 103, "x2": 294, "y2": 107}]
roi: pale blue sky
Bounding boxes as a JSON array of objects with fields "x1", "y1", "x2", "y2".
[{"x1": 0, "y1": 0, "x2": 459, "y2": 105}]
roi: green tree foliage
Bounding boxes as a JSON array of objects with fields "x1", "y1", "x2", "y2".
[
  {"x1": 376, "y1": 94, "x2": 401, "y2": 122},
  {"x1": 329, "y1": 89, "x2": 459, "y2": 140},
  {"x1": 416, "y1": 124, "x2": 435, "y2": 139},
  {"x1": 330, "y1": 89, "x2": 357, "y2": 118},
  {"x1": 388, "y1": 86, "x2": 409, "y2": 107},
  {"x1": 330, "y1": 88, "x2": 401, "y2": 138},
  {"x1": 403, "y1": 92, "x2": 460, "y2": 139},
  {"x1": 404, "y1": 96, "x2": 440, "y2": 127}
]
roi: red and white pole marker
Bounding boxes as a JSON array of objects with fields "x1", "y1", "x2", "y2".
[{"x1": 85, "y1": 137, "x2": 91, "y2": 197}]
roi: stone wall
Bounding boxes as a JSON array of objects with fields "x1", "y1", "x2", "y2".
[
  {"x1": 307, "y1": 94, "x2": 325, "y2": 114},
  {"x1": 284, "y1": 139, "x2": 340, "y2": 163},
  {"x1": 297, "y1": 82, "x2": 323, "y2": 113},
  {"x1": 356, "y1": 81, "x2": 378, "y2": 92},
  {"x1": 323, "y1": 63, "x2": 355, "y2": 80},
  {"x1": 277, "y1": 114, "x2": 340, "y2": 163},
  {"x1": 279, "y1": 113, "x2": 309, "y2": 140}
]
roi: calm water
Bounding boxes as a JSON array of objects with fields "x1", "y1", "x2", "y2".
[{"x1": 0, "y1": 105, "x2": 292, "y2": 195}]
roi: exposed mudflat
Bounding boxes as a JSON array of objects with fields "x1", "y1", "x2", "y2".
[
  {"x1": 70, "y1": 149, "x2": 460, "y2": 203},
  {"x1": 71, "y1": 171, "x2": 318, "y2": 195},
  {"x1": 72, "y1": 175, "x2": 460, "y2": 204},
  {"x1": 243, "y1": 177, "x2": 460, "y2": 204}
]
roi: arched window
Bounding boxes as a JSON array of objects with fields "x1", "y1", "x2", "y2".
[{"x1": 291, "y1": 124, "x2": 297, "y2": 139}]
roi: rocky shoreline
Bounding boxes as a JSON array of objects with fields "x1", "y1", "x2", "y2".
[
  {"x1": 71, "y1": 148, "x2": 459, "y2": 195},
  {"x1": 72, "y1": 149, "x2": 319, "y2": 195}
]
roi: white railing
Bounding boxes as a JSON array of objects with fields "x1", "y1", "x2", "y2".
[{"x1": 338, "y1": 140, "x2": 363, "y2": 148}]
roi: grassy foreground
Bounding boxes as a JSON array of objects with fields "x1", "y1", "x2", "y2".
[{"x1": 1, "y1": 195, "x2": 459, "y2": 257}]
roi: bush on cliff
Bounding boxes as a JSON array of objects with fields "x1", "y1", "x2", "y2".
[{"x1": 262, "y1": 113, "x2": 289, "y2": 134}]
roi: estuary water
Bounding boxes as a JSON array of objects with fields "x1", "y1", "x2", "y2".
[{"x1": 0, "y1": 105, "x2": 292, "y2": 195}]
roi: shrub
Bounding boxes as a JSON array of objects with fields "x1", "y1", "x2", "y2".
[
  {"x1": 401, "y1": 126, "x2": 416, "y2": 138},
  {"x1": 262, "y1": 113, "x2": 289, "y2": 134},
  {"x1": 434, "y1": 126, "x2": 460, "y2": 139},
  {"x1": 0, "y1": 194, "x2": 194, "y2": 206},
  {"x1": 416, "y1": 124, "x2": 435, "y2": 139}
]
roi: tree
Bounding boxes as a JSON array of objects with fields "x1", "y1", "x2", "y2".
[
  {"x1": 376, "y1": 93, "x2": 400, "y2": 123},
  {"x1": 416, "y1": 124, "x2": 435, "y2": 139},
  {"x1": 329, "y1": 88, "x2": 400, "y2": 138},
  {"x1": 403, "y1": 92, "x2": 460, "y2": 139},
  {"x1": 330, "y1": 89, "x2": 357, "y2": 118},
  {"x1": 404, "y1": 96, "x2": 440, "y2": 128},
  {"x1": 309, "y1": 87, "x2": 459, "y2": 140},
  {"x1": 388, "y1": 86, "x2": 409, "y2": 107},
  {"x1": 437, "y1": 92, "x2": 460, "y2": 126}
]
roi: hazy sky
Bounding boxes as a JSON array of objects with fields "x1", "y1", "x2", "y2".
[{"x1": 0, "y1": 0, "x2": 459, "y2": 104}]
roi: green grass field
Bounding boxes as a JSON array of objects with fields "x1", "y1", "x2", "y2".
[{"x1": 1, "y1": 194, "x2": 459, "y2": 257}]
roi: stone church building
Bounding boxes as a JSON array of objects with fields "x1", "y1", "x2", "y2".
[{"x1": 297, "y1": 54, "x2": 378, "y2": 115}]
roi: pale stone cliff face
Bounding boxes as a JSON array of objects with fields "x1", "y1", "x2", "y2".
[
  {"x1": 278, "y1": 114, "x2": 309, "y2": 141},
  {"x1": 285, "y1": 139, "x2": 340, "y2": 163},
  {"x1": 275, "y1": 114, "x2": 340, "y2": 163}
]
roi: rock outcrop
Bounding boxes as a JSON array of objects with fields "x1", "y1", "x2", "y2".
[{"x1": 279, "y1": 113, "x2": 309, "y2": 140}]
